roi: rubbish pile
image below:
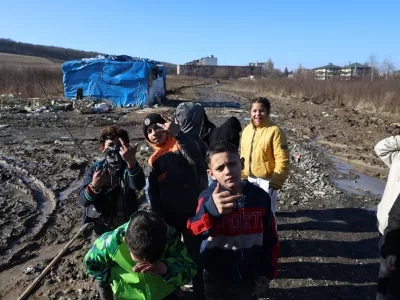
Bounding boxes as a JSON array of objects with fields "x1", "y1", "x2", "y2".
[{"x1": 72, "y1": 98, "x2": 113, "y2": 114}]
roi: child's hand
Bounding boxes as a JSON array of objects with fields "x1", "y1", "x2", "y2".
[
  {"x1": 386, "y1": 255, "x2": 397, "y2": 272},
  {"x1": 91, "y1": 169, "x2": 110, "y2": 190},
  {"x1": 119, "y1": 138, "x2": 138, "y2": 169},
  {"x1": 132, "y1": 261, "x2": 168, "y2": 276},
  {"x1": 157, "y1": 115, "x2": 181, "y2": 137},
  {"x1": 212, "y1": 182, "x2": 242, "y2": 215}
]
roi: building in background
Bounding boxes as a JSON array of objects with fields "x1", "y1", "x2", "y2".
[
  {"x1": 249, "y1": 61, "x2": 266, "y2": 68},
  {"x1": 184, "y1": 55, "x2": 218, "y2": 66},
  {"x1": 340, "y1": 62, "x2": 371, "y2": 79},
  {"x1": 313, "y1": 63, "x2": 341, "y2": 80}
]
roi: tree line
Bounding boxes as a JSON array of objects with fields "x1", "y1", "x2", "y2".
[{"x1": 0, "y1": 38, "x2": 102, "y2": 61}]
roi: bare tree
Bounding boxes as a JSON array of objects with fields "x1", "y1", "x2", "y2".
[
  {"x1": 265, "y1": 58, "x2": 274, "y2": 76},
  {"x1": 284, "y1": 67, "x2": 289, "y2": 77},
  {"x1": 366, "y1": 55, "x2": 378, "y2": 81},
  {"x1": 383, "y1": 57, "x2": 395, "y2": 80}
]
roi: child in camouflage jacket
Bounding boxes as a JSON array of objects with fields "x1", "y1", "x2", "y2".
[{"x1": 85, "y1": 211, "x2": 197, "y2": 300}]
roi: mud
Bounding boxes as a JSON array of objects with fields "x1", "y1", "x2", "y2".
[{"x1": 0, "y1": 84, "x2": 395, "y2": 299}]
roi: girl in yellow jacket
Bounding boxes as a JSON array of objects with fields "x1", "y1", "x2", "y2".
[{"x1": 241, "y1": 97, "x2": 290, "y2": 215}]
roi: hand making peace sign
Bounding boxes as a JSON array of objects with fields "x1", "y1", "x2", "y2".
[{"x1": 156, "y1": 114, "x2": 181, "y2": 137}]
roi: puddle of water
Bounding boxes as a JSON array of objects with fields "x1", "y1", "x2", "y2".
[
  {"x1": 58, "y1": 180, "x2": 82, "y2": 201},
  {"x1": 9, "y1": 239, "x2": 21, "y2": 249},
  {"x1": 31, "y1": 185, "x2": 53, "y2": 214},
  {"x1": 329, "y1": 156, "x2": 385, "y2": 198},
  {"x1": 198, "y1": 101, "x2": 242, "y2": 109}
]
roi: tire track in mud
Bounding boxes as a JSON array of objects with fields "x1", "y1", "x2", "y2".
[{"x1": 0, "y1": 156, "x2": 57, "y2": 270}]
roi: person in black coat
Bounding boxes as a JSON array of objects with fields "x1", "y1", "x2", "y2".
[
  {"x1": 200, "y1": 114, "x2": 242, "y2": 150},
  {"x1": 78, "y1": 125, "x2": 145, "y2": 236}
]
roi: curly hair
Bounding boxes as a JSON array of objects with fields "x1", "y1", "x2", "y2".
[{"x1": 99, "y1": 125, "x2": 130, "y2": 146}]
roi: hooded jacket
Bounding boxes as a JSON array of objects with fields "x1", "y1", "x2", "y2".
[
  {"x1": 187, "y1": 181, "x2": 279, "y2": 282},
  {"x1": 84, "y1": 220, "x2": 197, "y2": 300},
  {"x1": 145, "y1": 129, "x2": 204, "y2": 222},
  {"x1": 208, "y1": 116, "x2": 242, "y2": 149},
  {"x1": 175, "y1": 102, "x2": 209, "y2": 190},
  {"x1": 374, "y1": 136, "x2": 400, "y2": 235},
  {"x1": 240, "y1": 118, "x2": 290, "y2": 190}
]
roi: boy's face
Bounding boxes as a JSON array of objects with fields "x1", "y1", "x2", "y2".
[
  {"x1": 147, "y1": 124, "x2": 168, "y2": 145},
  {"x1": 208, "y1": 152, "x2": 244, "y2": 191}
]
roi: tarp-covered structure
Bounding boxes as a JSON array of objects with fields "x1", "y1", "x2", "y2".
[{"x1": 62, "y1": 55, "x2": 166, "y2": 107}]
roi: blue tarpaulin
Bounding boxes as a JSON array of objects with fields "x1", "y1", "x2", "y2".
[{"x1": 62, "y1": 55, "x2": 166, "y2": 107}]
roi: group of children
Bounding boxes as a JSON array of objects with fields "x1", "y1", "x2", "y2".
[{"x1": 80, "y1": 97, "x2": 290, "y2": 300}]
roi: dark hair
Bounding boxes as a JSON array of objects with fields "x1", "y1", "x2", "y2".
[
  {"x1": 251, "y1": 97, "x2": 271, "y2": 115},
  {"x1": 206, "y1": 140, "x2": 240, "y2": 164},
  {"x1": 100, "y1": 125, "x2": 129, "y2": 146},
  {"x1": 125, "y1": 211, "x2": 168, "y2": 263}
]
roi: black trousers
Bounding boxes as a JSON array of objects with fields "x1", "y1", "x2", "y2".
[{"x1": 203, "y1": 270, "x2": 257, "y2": 300}]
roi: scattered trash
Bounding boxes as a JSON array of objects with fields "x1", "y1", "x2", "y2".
[
  {"x1": 0, "y1": 124, "x2": 10, "y2": 129},
  {"x1": 243, "y1": 117, "x2": 251, "y2": 121},
  {"x1": 322, "y1": 111, "x2": 330, "y2": 117},
  {"x1": 140, "y1": 145, "x2": 149, "y2": 152},
  {"x1": 314, "y1": 191, "x2": 326, "y2": 196},
  {"x1": 74, "y1": 98, "x2": 112, "y2": 114},
  {"x1": 24, "y1": 266, "x2": 35, "y2": 275},
  {"x1": 8, "y1": 94, "x2": 14, "y2": 99},
  {"x1": 93, "y1": 103, "x2": 108, "y2": 112}
]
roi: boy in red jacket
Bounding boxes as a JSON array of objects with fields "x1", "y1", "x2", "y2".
[{"x1": 187, "y1": 141, "x2": 279, "y2": 299}]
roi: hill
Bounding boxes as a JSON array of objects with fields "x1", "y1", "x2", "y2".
[
  {"x1": 0, "y1": 38, "x2": 102, "y2": 61},
  {"x1": 0, "y1": 52, "x2": 62, "y2": 69},
  {"x1": 0, "y1": 38, "x2": 176, "y2": 73}
]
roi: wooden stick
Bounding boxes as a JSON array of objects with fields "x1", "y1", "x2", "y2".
[{"x1": 17, "y1": 223, "x2": 91, "y2": 300}]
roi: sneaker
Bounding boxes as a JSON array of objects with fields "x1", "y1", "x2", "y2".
[{"x1": 183, "y1": 281, "x2": 193, "y2": 289}]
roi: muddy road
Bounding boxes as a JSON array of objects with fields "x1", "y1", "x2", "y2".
[{"x1": 0, "y1": 84, "x2": 395, "y2": 299}]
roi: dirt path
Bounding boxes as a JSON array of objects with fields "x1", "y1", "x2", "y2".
[{"x1": 0, "y1": 84, "x2": 391, "y2": 299}]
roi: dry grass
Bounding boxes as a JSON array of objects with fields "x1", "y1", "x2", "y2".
[
  {"x1": 166, "y1": 75, "x2": 215, "y2": 92},
  {"x1": 0, "y1": 65, "x2": 63, "y2": 98},
  {"x1": 0, "y1": 53, "x2": 62, "y2": 68},
  {"x1": 225, "y1": 77, "x2": 400, "y2": 114}
]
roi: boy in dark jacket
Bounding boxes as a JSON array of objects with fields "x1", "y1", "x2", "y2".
[
  {"x1": 85, "y1": 211, "x2": 197, "y2": 300},
  {"x1": 78, "y1": 126, "x2": 145, "y2": 236},
  {"x1": 208, "y1": 116, "x2": 242, "y2": 149},
  {"x1": 381, "y1": 193, "x2": 400, "y2": 300},
  {"x1": 143, "y1": 113, "x2": 205, "y2": 298},
  {"x1": 187, "y1": 141, "x2": 279, "y2": 300}
]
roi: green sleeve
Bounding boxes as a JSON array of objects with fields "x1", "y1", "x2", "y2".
[
  {"x1": 161, "y1": 229, "x2": 197, "y2": 286},
  {"x1": 84, "y1": 231, "x2": 115, "y2": 284}
]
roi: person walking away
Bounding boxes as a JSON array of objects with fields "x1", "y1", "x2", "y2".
[
  {"x1": 380, "y1": 192, "x2": 400, "y2": 300},
  {"x1": 374, "y1": 135, "x2": 400, "y2": 300}
]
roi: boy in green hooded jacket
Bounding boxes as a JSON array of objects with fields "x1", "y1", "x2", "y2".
[{"x1": 85, "y1": 210, "x2": 197, "y2": 300}]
